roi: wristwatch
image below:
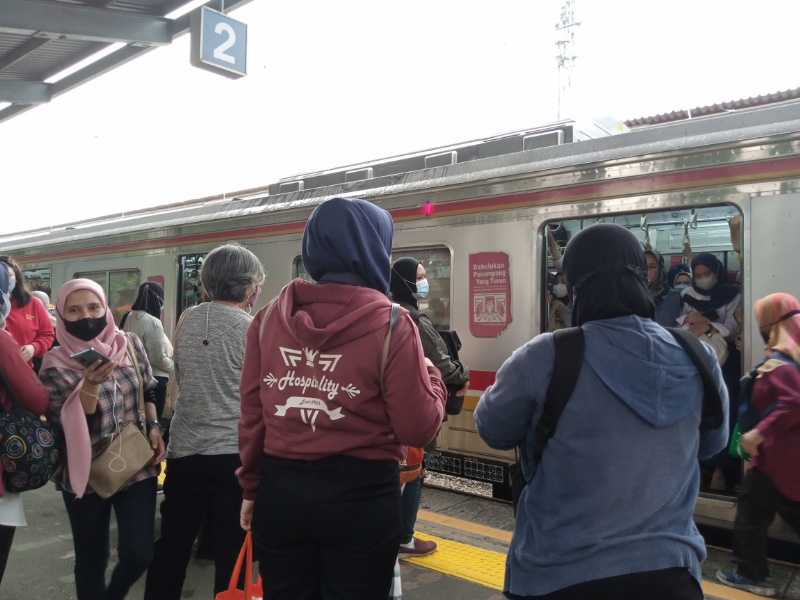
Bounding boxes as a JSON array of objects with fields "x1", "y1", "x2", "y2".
[{"x1": 147, "y1": 420, "x2": 162, "y2": 431}]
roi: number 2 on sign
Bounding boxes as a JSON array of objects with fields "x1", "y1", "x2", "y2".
[{"x1": 213, "y1": 22, "x2": 236, "y2": 64}]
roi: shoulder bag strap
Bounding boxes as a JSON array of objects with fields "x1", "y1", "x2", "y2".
[
  {"x1": 380, "y1": 303, "x2": 401, "y2": 396},
  {"x1": 533, "y1": 327, "x2": 584, "y2": 468},
  {"x1": 125, "y1": 334, "x2": 145, "y2": 415},
  {"x1": 667, "y1": 327, "x2": 724, "y2": 431}
]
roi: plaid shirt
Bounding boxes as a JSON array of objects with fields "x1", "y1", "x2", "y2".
[{"x1": 41, "y1": 333, "x2": 159, "y2": 495}]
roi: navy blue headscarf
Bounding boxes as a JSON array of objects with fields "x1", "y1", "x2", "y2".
[
  {"x1": 302, "y1": 197, "x2": 394, "y2": 294},
  {"x1": 563, "y1": 223, "x2": 655, "y2": 326},
  {"x1": 683, "y1": 252, "x2": 739, "y2": 313},
  {"x1": 666, "y1": 263, "x2": 691, "y2": 288}
]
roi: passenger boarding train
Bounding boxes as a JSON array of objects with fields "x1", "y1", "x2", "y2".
[{"x1": 4, "y1": 105, "x2": 800, "y2": 540}]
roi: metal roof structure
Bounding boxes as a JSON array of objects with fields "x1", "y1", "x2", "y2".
[
  {"x1": 0, "y1": 0, "x2": 253, "y2": 125},
  {"x1": 623, "y1": 87, "x2": 800, "y2": 129}
]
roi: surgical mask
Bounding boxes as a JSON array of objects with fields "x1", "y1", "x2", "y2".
[
  {"x1": 413, "y1": 278, "x2": 430, "y2": 299},
  {"x1": 694, "y1": 275, "x2": 717, "y2": 291},
  {"x1": 553, "y1": 283, "x2": 568, "y2": 298},
  {"x1": 7, "y1": 279, "x2": 15, "y2": 294},
  {"x1": 674, "y1": 283, "x2": 689, "y2": 292},
  {"x1": 63, "y1": 315, "x2": 108, "y2": 341},
  {"x1": 0, "y1": 292, "x2": 9, "y2": 318},
  {"x1": 247, "y1": 284, "x2": 262, "y2": 308}
]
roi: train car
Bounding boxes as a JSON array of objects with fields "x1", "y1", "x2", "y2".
[{"x1": 4, "y1": 105, "x2": 800, "y2": 539}]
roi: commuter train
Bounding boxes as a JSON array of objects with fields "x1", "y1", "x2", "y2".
[{"x1": 4, "y1": 104, "x2": 800, "y2": 540}]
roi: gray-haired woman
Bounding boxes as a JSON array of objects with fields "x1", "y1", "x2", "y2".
[{"x1": 145, "y1": 243, "x2": 265, "y2": 600}]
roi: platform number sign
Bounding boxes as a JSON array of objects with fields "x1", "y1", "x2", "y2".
[{"x1": 190, "y1": 7, "x2": 247, "y2": 79}]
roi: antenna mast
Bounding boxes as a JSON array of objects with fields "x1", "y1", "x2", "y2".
[{"x1": 555, "y1": 0, "x2": 580, "y2": 119}]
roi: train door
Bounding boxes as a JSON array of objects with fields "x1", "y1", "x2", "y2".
[{"x1": 177, "y1": 254, "x2": 205, "y2": 319}]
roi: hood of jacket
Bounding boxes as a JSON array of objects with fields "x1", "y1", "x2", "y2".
[
  {"x1": 582, "y1": 315, "x2": 704, "y2": 428},
  {"x1": 275, "y1": 278, "x2": 393, "y2": 351}
]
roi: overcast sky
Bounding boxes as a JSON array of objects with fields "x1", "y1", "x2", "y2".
[{"x1": 0, "y1": 0, "x2": 797, "y2": 236}]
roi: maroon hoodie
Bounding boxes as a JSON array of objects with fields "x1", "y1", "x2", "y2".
[{"x1": 238, "y1": 279, "x2": 446, "y2": 500}]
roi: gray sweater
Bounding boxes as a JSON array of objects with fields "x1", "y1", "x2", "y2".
[{"x1": 168, "y1": 302, "x2": 252, "y2": 458}]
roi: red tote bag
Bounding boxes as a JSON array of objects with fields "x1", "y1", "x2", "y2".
[{"x1": 215, "y1": 531, "x2": 263, "y2": 600}]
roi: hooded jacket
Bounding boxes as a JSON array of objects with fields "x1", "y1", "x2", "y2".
[
  {"x1": 237, "y1": 279, "x2": 447, "y2": 500},
  {"x1": 475, "y1": 315, "x2": 729, "y2": 595}
]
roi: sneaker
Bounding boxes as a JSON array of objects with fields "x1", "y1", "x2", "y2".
[
  {"x1": 398, "y1": 537, "x2": 437, "y2": 559},
  {"x1": 716, "y1": 569, "x2": 776, "y2": 597}
]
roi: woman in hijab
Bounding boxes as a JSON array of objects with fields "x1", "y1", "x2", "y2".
[
  {"x1": 475, "y1": 223, "x2": 728, "y2": 600},
  {"x1": 237, "y1": 197, "x2": 447, "y2": 600},
  {"x1": 716, "y1": 293, "x2": 800, "y2": 598},
  {"x1": 680, "y1": 252, "x2": 743, "y2": 491},
  {"x1": 121, "y1": 282, "x2": 173, "y2": 420},
  {"x1": 390, "y1": 257, "x2": 469, "y2": 559},
  {"x1": 644, "y1": 249, "x2": 681, "y2": 327},
  {"x1": 0, "y1": 267, "x2": 50, "y2": 588},
  {"x1": 680, "y1": 252, "x2": 741, "y2": 339},
  {"x1": 40, "y1": 279, "x2": 166, "y2": 600}
]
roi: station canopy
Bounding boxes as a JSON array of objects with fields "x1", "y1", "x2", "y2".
[{"x1": 0, "y1": 0, "x2": 252, "y2": 125}]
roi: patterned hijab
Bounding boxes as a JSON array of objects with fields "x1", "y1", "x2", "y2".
[{"x1": 754, "y1": 292, "x2": 800, "y2": 366}]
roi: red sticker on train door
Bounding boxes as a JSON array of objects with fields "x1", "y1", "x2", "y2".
[{"x1": 469, "y1": 252, "x2": 511, "y2": 337}]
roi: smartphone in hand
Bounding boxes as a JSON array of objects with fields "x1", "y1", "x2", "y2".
[{"x1": 70, "y1": 348, "x2": 111, "y2": 367}]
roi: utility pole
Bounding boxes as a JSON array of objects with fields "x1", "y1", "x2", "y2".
[{"x1": 555, "y1": 0, "x2": 580, "y2": 119}]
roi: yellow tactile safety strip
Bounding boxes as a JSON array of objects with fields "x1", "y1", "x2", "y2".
[
  {"x1": 158, "y1": 461, "x2": 166, "y2": 485},
  {"x1": 401, "y1": 531, "x2": 506, "y2": 590},
  {"x1": 408, "y1": 516, "x2": 754, "y2": 599}
]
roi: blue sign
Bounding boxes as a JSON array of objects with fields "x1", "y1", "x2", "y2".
[{"x1": 190, "y1": 7, "x2": 247, "y2": 79}]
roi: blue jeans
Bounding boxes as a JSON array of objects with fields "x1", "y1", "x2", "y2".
[
  {"x1": 400, "y1": 474, "x2": 422, "y2": 544},
  {"x1": 62, "y1": 477, "x2": 157, "y2": 600}
]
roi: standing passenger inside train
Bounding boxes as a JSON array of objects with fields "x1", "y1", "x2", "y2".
[
  {"x1": 0, "y1": 267, "x2": 50, "y2": 590},
  {"x1": 0, "y1": 256, "x2": 54, "y2": 369},
  {"x1": 389, "y1": 256, "x2": 469, "y2": 559},
  {"x1": 121, "y1": 282, "x2": 173, "y2": 421},
  {"x1": 475, "y1": 223, "x2": 728, "y2": 600},
  {"x1": 144, "y1": 243, "x2": 265, "y2": 600},
  {"x1": 716, "y1": 293, "x2": 800, "y2": 598},
  {"x1": 40, "y1": 278, "x2": 165, "y2": 600},
  {"x1": 645, "y1": 249, "x2": 682, "y2": 327},
  {"x1": 680, "y1": 252, "x2": 742, "y2": 492},
  {"x1": 238, "y1": 197, "x2": 447, "y2": 600}
]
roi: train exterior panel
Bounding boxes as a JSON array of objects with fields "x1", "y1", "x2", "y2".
[{"x1": 6, "y1": 107, "x2": 800, "y2": 539}]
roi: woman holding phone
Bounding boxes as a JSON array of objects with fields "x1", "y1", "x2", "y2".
[{"x1": 40, "y1": 278, "x2": 165, "y2": 600}]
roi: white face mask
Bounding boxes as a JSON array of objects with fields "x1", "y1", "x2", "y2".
[
  {"x1": 694, "y1": 275, "x2": 717, "y2": 291},
  {"x1": 553, "y1": 283, "x2": 568, "y2": 298}
]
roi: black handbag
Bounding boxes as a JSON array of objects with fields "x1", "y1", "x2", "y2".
[{"x1": 0, "y1": 371, "x2": 62, "y2": 493}]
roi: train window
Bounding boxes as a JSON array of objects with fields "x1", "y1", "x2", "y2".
[
  {"x1": 543, "y1": 206, "x2": 742, "y2": 333},
  {"x1": 74, "y1": 269, "x2": 141, "y2": 326},
  {"x1": 292, "y1": 257, "x2": 314, "y2": 283},
  {"x1": 293, "y1": 247, "x2": 453, "y2": 330},
  {"x1": 392, "y1": 246, "x2": 452, "y2": 330},
  {"x1": 22, "y1": 268, "x2": 51, "y2": 293},
  {"x1": 178, "y1": 254, "x2": 206, "y2": 318}
]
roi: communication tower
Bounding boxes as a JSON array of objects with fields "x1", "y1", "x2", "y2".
[{"x1": 555, "y1": 0, "x2": 580, "y2": 119}]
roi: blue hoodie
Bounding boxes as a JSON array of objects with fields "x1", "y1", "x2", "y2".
[{"x1": 474, "y1": 315, "x2": 728, "y2": 596}]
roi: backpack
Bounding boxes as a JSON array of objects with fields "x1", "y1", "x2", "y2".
[
  {"x1": 738, "y1": 350, "x2": 800, "y2": 432},
  {"x1": 510, "y1": 326, "x2": 723, "y2": 515},
  {"x1": 406, "y1": 311, "x2": 466, "y2": 415}
]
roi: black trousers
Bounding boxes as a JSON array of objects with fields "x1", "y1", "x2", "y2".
[
  {"x1": 732, "y1": 467, "x2": 800, "y2": 581},
  {"x1": 252, "y1": 454, "x2": 401, "y2": 600},
  {"x1": 144, "y1": 453, "x2": 246, "y2": 600},
  {"x1": 0, "y1": 524, "x2": 14, "y2": 586},
  {"x1": 505, "y1": 567, "x2": 702, "y2": 600}
]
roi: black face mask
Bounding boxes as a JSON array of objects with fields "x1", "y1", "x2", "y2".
[{"x1": 64, "y1": 315, "x2": 107, "y2": 341}]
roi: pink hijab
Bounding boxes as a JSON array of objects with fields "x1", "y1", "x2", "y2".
[
  {"x1": 754, "y1": 292, "x2": 800, "y2": 366},
  {"x1": 41, "y1": 278, "x2": 131, "y2": 497}
]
